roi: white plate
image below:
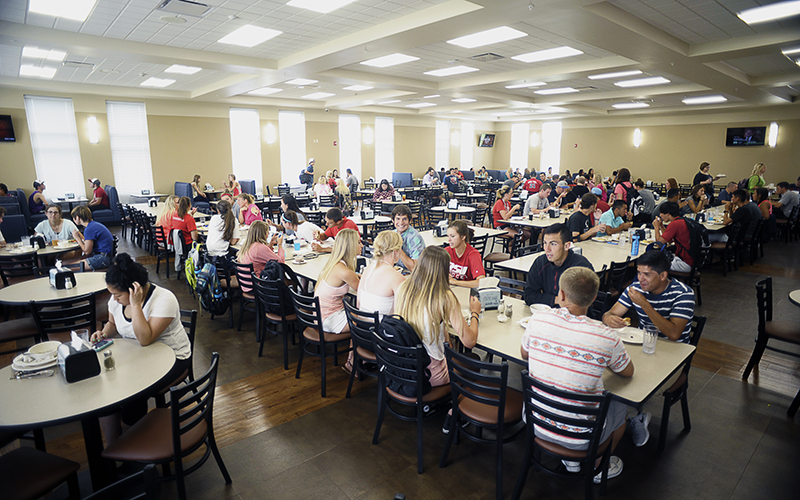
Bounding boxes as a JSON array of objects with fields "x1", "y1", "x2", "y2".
[
  {"x1": 616, "y1": 327, "x2": 644, "y2": 344},
  {"x1": 12, "y1": 353, "x2": 58, "y2": 369},
  {"x1": 529, "y1": 304, "x2": 551, "y2": 314},
  {"x1": 518, "y1": 316, "x2": 532, "y2": 328},
  {"x1": 13, "y1": 358, "x2": 58, "y2": 371},
  {"x1": 511, "y1": 216, "x2": 523, "y2": 221},
  {"x1": 292, "y1": 260, "x2": 307, "y2": 265}
]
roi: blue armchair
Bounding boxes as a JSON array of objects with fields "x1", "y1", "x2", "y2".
[{"x1": 91, "y1": 185, "x2": 121, "y2": 224}]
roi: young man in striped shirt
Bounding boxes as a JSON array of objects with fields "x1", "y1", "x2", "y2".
[{"x1": 602, "y1": 249, "x2": 696, "y2": 446}]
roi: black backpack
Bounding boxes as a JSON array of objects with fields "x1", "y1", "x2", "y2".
[
  {"x1": 675, "y1": 217, "x2": 709, "y2": 265},
  {"x1": 621, "y1": 181, "x2": 640, "y2": 208},
  {"x1": 376, "y1": 315, "x2": 431, "y2": 398},
  {"x1": 195, "y1": 262, "x2": 230, "y2": 316},
  {"x1": 260, "y1": 261, "x2": 295, "y2": 315}
]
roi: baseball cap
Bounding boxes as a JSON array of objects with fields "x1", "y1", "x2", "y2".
[
  {"x1": 591, "y1": 187, "x2": 603, "y2": 195},
  {"x1": 88, "y1": 178, "x2": 100, "y2": 185},
  {"x1": 33, "y1": 180, "x2": 45, "y2": 188},
  {"x1": 557, "y1": 180, "x2": 569, "y2": 188}
]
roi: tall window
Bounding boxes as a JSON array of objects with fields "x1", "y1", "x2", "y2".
[
  {"x1": 279, "y1": 110, "x2": 306, "y2": 185},
  {"x1": 540, "y1": 121, "x2": 563, "y2": 175},
  {"x1": 510, "y1": 122, "x2": 530, "y2": 171},
  {"x1": 435, "y1": 120, "x2": 450, "y2": 170},
  {"x1": 229, "y1": 108, "x2": 263, "y2": 194},
  {"x1": 23, "y1": 95, "x2": 85, "y2": 199},
  {"x1": 460, "y1": 121, "x2": 474, "y2": 171},
  {"x1": 374, "y1": 116, "x2": 394, "y2": 182},
  {"x1": 106, "y1": 101, "x2": 154, "y2": 197},
  {"x1": 338, "y1": 114, "x2": 361, "y2": 183}
]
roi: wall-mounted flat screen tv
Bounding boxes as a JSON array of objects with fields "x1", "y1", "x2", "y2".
[
  {"x1": 726, "y1": 126, "x2": 765, "y2": 146},
  {"x1": 479, "y1": 133, "x2": 495, "y2": 147},
  {"x1": 0, "y1": 115, "x2": 15, "y2": 142}
]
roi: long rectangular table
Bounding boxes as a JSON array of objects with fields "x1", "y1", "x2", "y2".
[{"x1": 494, "y1": 238, "x2": 648, "y2": 275}]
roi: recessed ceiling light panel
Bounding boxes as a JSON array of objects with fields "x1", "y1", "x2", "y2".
[
  {"x1": 19, "y1": 65, "x2": 57, "y2": 79},
  {"x1": 286, "y1": 0, "x2": 357, "y2": 14},
  {"x1": 612, "y1": 102, "x2": 650, "y2": 109},
  {"x1": 22, "y1": 46, "x2": 67, "y2": 61},
  {"x1": 141, "y1": 77, "x2": 176, "y2": 88},
  {"x1": 452, "y1": 98, "x2": 476, "y2": 103},
  {"x1": 424, "y1": 94, "x2": 440, "y2": 98},
  {"x1": 505, "y1": 82, "x2": 546, "y2": 89},
  {"x1": 534, "y1": 87, "x2": 579, "y2": 95},
  {"x1": 285, "y1": 78, "x2": 318, "y2": 85},
  {"x1": 248, "y1": 87, "x2": 283, "y2": 96},
  {"x1": 301, "y1": 92, "x2": 335, "y2": 99},
  {"x1": 614, "y1": 76, "x2": 670, "y2": 88},
  {"x1": 782, "y1": 47, "x2": 800, "y2": 55},
  {"x1": 737, "y1": 1, "x2": 800, "y2": 24},
  {"x1": 343, "y1": 85, "x2": 373, "y2": 91},
  {"x1": 165, "y1": 64, "x2": 201, "y2": 74},
  {"x1": 218, "y1": 25, "x2": 282, "y2": 47},
  {"x1": 361, "y1": 53, "x2": 419, "y2": 68},
  {"x1": 29, "y1": 0, "x2": 97, "y2": 22},
  {"x1": 424, "y1": 65, "x2": 479, "y2": 77},
  {"x1": 588, "y1": 70, "x2": 642, "y2": 80},
  {"x1": 377, "y1": 100, "x2": 401, "y2": 105},
  {"x1": 682, "y1": 95, "x2": 727, "y2": 105},
  {"x1": 406, "y1": 102, "x2": 436, "y2": 108},
  {"x1": 511, "y1": 46, "x2": 583, "y2": 63},
  {"x1": 447, "y1": 26, "x2": 527, "y2": 49}
]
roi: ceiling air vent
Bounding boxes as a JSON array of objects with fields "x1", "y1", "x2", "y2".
[
  {"x1": 158, "y1": 0, "x2": 212, "y2": 17},
  {"x1": 62, "y1": 61, "x2": 95, "y2": 70},
  {"x1": 470, "y1": 53, "x2": 504, "y2": 62}
]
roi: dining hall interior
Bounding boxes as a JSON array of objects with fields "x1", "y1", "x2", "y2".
[{"x1": 1, "y1": 1, "x2": 800, "y2": 499}]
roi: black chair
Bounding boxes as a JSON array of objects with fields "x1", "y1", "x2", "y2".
[
  {"x1": 154, "y1": 310, "x2": 198, "y2": 408},
  {"x1": 342, "y1": 300, "x2": 380, "y2": 398},
  {"x1": 117, "y1": 203, "x2": 131, "y2": 240},
  {"x1": 742, "y1": 217, "x2": 765, "y2": 265},
  {"x1": 372, "y1": 332, "x2": 451, "y2": 474},
  {"x1": 289, "y1": 288, "x2": 352, "y2": 397},
  {"x1": 440, "y1": 345, "x2": 524, "y2": 500},
  {"x1": 0, "y1": 447, "x2": 80, "y2": 500},
  {"x1": 84, "y1": 464, "x2": 158, "y2": 500},
  {"x1": 30, "y1": 293, "x2": 97, "y2": 343},
  {"x1": 484, "y1": 230, "x2": 524, "y2": 274},
  {"x1": 102, "y1": 352, "x2": 231, "y2": 500},
  {"x1": 658, "y1": 315, "x2": 706, "y2": 451},
  {"x1": 512, "y1": 372, "x2": 614, "y2": 500},
  {"x1": 497, "y1": 275, "x2": 526, "y2": 300},
  {"x1": 588, "y1": 290, "x2": 613, "y2": 321},
  {"x1": 669, "y1": 246, "x2": 710, "y2": 306},
  {"x1": 152, "y1": 225, "x2": 175, "y2": 278},
  {"x1": 232, "y1": 261, "x2": 257, "y2": 332},
  {"x1": 601, "y1": 257, "x2": 631, "y2": 298},
  {"x1": 0, "y1": 253, "x2": 38, "y2": 287},
  {"x1": 775, "y1": 206, "x2": 798, "y2": 243},
  {"x1": 470, "y1": 233, "x2": 488, "y2": 257},
  {"x1": 253, "y1": 274, "x2": 297, "y2": 370},
  {"x1": 277, "y1": 185, "x2": 291, "y2": 197},
  {"x1": 709, "y1": 222, "x2": 741, "y2": 276},
  {"x1": 318, "y1": 194, "x2": 334, "y2": 207}
]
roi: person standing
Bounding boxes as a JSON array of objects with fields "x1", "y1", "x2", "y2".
[
  {"x1": 345, "y1": 168, "x2": 359, "y2": 192},
  {"x1": 747, "y1": 162, "x2": 766, "y2": 194},
  {"x1": 87, "y1": 178, "x2": 110, "y2": 212},
  {"x1": 70, "y1": 205, "x2": 114, "y2": 270}
]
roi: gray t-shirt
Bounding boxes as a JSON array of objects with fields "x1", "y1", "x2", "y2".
[
  {"x1": 778, "y1": 190, "x2": 799, "y2": 218},
  {"x1": 523, "y1": 193, "x2": 549, "y2": 216},
  {"x1": 637, "y1": 189, "x2": 656, "y2": 215}
]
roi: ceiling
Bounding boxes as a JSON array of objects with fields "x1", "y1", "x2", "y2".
[{"x1": 1, "y1": 0, "x2": 799, "y2": 122}]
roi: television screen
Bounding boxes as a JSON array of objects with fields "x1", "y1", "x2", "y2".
[
  {"x1": 0, "y1": 115, "x2": 15, "y2": 142},
  {"x1": 479, "y1": 133, "x2": 495, "y2": 147},
  {"x1": 726, "y1": 126, "x2": 766, "y2": 147}
]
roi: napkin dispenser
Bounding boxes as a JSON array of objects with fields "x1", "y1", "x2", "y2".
[
  {"x1": 696, "y1": 212, "x2": 706, "y2": 223},
  {"x1": 141, "y1": 189, "x2": 151, "y2": 195},
  {"x1": 392, "y1": 192, "x2": 403, "y2": 202},
  {"x1": 49, "y1": 265, "x2": 76, "y2": 290},
  {"x1": 519, "y1": 190, "x2": 529, "y2": 200},
  {"x1": 31, "y1": 235, "x2": 46, "y2": 249},
  {"x1": 549, "y1": 208, "x2": 561, "y2": 218},
  {"x1": 148, "y1": 198, "x2": 158, "y2": 207},
  {"x1": 470, "y1": 277, "x2": 501, "y2": 310},
  {"x1": 57, "y1": 342, "x2": 101, "y2": 383},
  {"x1": 447, "y1": 199, "x2": 459, "y2": 210},
  {"x1": 360, "y1": 208, "x2": 375, "y2": 220},
  {"x1": 435, "y1": 220, "x2": 448, "y2": 237}
]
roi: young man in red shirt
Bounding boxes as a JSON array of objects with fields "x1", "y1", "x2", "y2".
[
  {"x1": 652, "y1": 202, "x2": 693, "y2": 272},
  {"x1": 522, "y1": 175, "x2": 542, "y2": 193},
  {"x1": 87, "y1": 178, "x2": 110, "y2": 212},
  {"x1": 312, "y1": 207, "x2": 359, "y2": 253}
]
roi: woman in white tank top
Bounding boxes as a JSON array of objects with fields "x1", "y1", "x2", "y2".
[{"x1": 357, "y1": 230, "x2": 406, "y2": 316}]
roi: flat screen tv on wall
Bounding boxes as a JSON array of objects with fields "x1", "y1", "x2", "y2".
[
  {"x1": 0, "y1": 115, "x2": 15, "y2": 142},
  {"x1": 726, "y1": 126, "x2": 766, "y2": 147},
  {"x1": 478, "y1": 133, "x2": 495, "y2": 147}
]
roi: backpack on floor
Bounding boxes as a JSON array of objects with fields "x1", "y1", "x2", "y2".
[
  {"x1": 196, "y1": 262, "x2": 229, "y2": 316},
  {"x1": 184, "y1": 242, "x2": 203, "y2": 297},
  {"x1": 376, "y1": 315, "x2": 431, "y2": 398}
]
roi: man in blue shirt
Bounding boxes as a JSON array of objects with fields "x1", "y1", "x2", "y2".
[
  {"x1": 717, "y1": 181, "x2": 736, "y2": 204},
  {"x1": 391, "y1": 205, "x2": 424, "y2": 271},
  {"x1": 70, "y1": 205, "x2": 114, "y2": 270},
  {"x1": 443, "y1": 168, "x2": 460, "y2": 194},
  {"x1": 598, "y1": 200, "x2": 633, "y2": 236}
]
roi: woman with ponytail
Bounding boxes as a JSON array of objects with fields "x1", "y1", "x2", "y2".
[{"x1": 206, "y1": 199, "x2": 240, "y2": 270}]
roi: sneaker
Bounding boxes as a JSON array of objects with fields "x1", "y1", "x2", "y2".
[
  {"x1": 593, "y1": 456, "x2": 623, "y2": 484},
  {"x1": 629, "y1": 412, "x2": 652, "y2": 447},
  {"x1": 442, "y1": 414, "x2": 470, "y2": 435},
  {"x1": 562, "y1": 460, "x2": 581, "y2": 473}
]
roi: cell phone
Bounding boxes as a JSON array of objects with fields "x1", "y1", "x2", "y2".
[{"x1": 93, "y1": 339, "x2": 114, "y2": 352}]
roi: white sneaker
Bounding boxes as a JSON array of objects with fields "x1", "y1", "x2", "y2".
[
  {"x1": 629, "y1": 412, "x2": 651, "y2": 447},
  {"x1": 593, "y1": 456, "x2": 623, "y2": 484},
  {"x1": 562, "y1": 460, "x2": 581, "y2": 473}
]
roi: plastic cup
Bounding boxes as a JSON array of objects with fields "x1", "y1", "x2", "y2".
[
  {"x1": 294, "y1": 241, "x2": 301, "y2": 252},
  {"x1": 642, "y1": 325, "x2": 658, "y2": 354}
]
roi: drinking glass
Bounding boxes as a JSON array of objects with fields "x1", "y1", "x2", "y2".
[{"x1": 642, "y1": 324, "x2": 658, "y2": 354}]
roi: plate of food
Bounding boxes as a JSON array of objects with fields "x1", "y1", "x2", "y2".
[
  {"x1": 518, "y1": 316, "x2": 532, "y2": 329},
  {"x1": 616, "y1": 327, "x2": 644, "y2": 344}
]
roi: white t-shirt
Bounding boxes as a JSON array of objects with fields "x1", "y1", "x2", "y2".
[
  {"x1": 205, "y1": 214, "x2": 240, "y2": 256},
  {"x1": 107, "y1": 285, "x2": 191, "y2": 360},
  {"x1": 34, "y1": 219, "x2": 79, "y2": 244},
  {"x1": 295, "y1": 220, "x2": 323, "y2": 243},
  {"x1": 0, "y1": 227, "x2": 4, "y2": 243}
]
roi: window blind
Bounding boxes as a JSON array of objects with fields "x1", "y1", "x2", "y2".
[
  {"x1": 106, "y1": 101, "x2": 155, "y2": 198},
  {"x1": 374, "y1": 116, "x2": 394, "y2": 182},
  {"x1": 230, "y1": 108, "x2": 263, "y2": 194},
  {"x1": 279, "y1": 110, "x2": 306, "y2": 186},
  {"x1": 338, "y1": 114, "x2": 361, "y2": 183}
]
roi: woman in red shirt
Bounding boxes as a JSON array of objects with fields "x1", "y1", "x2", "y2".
[
  {"x1": 445, "y1": 219, "x2": 485, "y2": 288},
  {"x1": 170, "y1": 197, "x2": 198, "y2": 246},
  {"x1": 492, "y1": 185, "x2": 521, "y2": 240}
]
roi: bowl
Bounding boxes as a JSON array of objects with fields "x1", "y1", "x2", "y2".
[
  {"x1": 529, "y1": 304, "x2": 551, "y2": 314},
  {"x1": 27, "y1": 340, "x2": 61, "y2": 360}
]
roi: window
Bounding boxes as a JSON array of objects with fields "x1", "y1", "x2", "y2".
[
  {"x1": 374, "y1": 116, "x2": 394, "y2": 182},
  {"x1": 435, "y1": 120, "x2": 450, "y2": 170},
  {"x1": 106, "y1": 101, "x2": 155, "y2": 197},
  {"x1": 540, "y1": 121, "x2": 563, "y2": 174},
  {"x1": 23, "y1": 95, "x2": 85, "y2": 199},
  {"x1": 338, "y1": 114, "x2": 361, "y2": 184},
  {"x1": 460, "y1": 121, "x2": 474, "y2": 170},
  {"x1": 510, "y1": 122, "x2": 530, "y2": 171},
  {"x1": 279, "y1": 110, "x2": 306, "y2": 185},
  {"x1": 229, "y1": 108, "x2": 263, "y2": 194}
]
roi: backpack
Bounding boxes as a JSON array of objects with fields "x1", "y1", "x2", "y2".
[
  {"x1": 184, "y1": 242, "x2": 203, "y2": 296},
  {"x1": 675, "y1": 217, "x2": 709, "y2": 266},
  {"x1": 621, "y1": 181, "x2": 640, "y2": 208},
  {"x1": 259, "y1": 261, "x2": 295, "y2": 315},
  {"x1": 299, "y1": 170, "x2": 313, "y2": 185},
  {"x1": 737, "y1": 176, "x2": 754, "y2": 191},
  {"x1": 195, "y1": 262, "x2": 230, "y2": 316},
  {"x1": 375, "y1": 315, "x2": 431, "y2": 398}
]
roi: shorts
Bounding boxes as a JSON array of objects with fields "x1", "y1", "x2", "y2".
[
  {"x1": 322, "y1": 309, "x2": 348, "y2": 334},
  {"x1": 533, "y1": 399, "x2": 628, "y2": 451},
  {"x1": 86, "y1": 252, "x2": 111, "y2": 270}
]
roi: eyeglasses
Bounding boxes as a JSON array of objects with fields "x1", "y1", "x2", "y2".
[{"x1": 46, "y1": 211, "x2": 60, "y2": 215}]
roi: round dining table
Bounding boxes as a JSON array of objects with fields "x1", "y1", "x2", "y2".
[
  {"x1": 0, "y1": 272, "x2": 108, "y2": 305},
  {"x1": 430, "y1": 205, "x2": 476, "y2": 221}
]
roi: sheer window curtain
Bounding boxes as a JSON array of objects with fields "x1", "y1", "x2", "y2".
[{"x1": 279, "y1": 110, "x2": 306, "y2": 186}]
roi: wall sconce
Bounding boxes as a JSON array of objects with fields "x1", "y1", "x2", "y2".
[
  {"x1": 362, "y1": 126, "x2": 374, "y2": 145},
  {"x1": 264, "y1": 122, "x2": 276, "y2": 145},
  {"x1": 451, "y1": 130, "x2": 461, "y2": 147},
  {"x1": 530, "y1": 131, "x2": 540, "y2": 148},
  {"x1": 87, "y1": 116, "x2": 99, "y2": 144},
  {"x1": 768, "y1": 122, "x2": 778, "y2": 147},
  {"x1": 633, "y1": 128, "x2": 642, "y2": 148}
]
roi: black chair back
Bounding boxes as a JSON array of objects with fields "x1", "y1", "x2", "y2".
[
  {"x1": 470, "y1": 233, "x2": 488, "y2": 256},
  {"x1": 588, "y1": 290, "x2": 613, "y2": 321},
  {"x1": 756, "y1": 277, "x2": 772, "y2": 329},
  {"x1": 603, "y1": 257, "x2": 631, "y2": 293},
  {"x1": 30, "y1": 293, "x2": 97, "y2": 342},
  {"x1": 289, "y1": 287, "x2": 322, "y2": 333},
  {"x1": 0, "y1": 253, "x2": 38, "y2": 287},
  {"x1": 373, "y1": 333, "x2": 429, "y2": 403},
  {"x1": 342, "y1": 301, "x2": 380, "y2": 397},
  {"x1": 445, "y1": 344, "x2": 510, "y2": 427}
]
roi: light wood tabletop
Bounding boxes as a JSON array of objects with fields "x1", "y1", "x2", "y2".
[
  {"x1": 495, "y1": 238, "x2": 647, "y2": 275},
  {"x1": 419, "y1": 227, "x2": 507, "y2": 247}
]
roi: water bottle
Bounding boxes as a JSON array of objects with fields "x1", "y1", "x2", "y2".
[{"x1": 631, "y1": 234, "x2": 640, "y2": 256}]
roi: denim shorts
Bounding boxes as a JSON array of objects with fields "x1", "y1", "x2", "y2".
[{"x1": 86, "y1": 252, "x2": 112, "y2": 270}]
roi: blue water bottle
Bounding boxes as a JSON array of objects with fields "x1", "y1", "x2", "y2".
[{"x1": 631, "y1": 234, "x2": 639, "y2": 256}]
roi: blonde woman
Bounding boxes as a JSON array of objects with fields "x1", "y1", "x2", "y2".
[
  {"x1": 314, "y1": 176, "x2": 332, "y2": 197},
  {"x1": 747, "y1": 162, "x2": 766, "y2": 194},
  {"x1": 394, "y1": 246, "x2": 481, "y2": 386},
  {"x1": 223, "y1": 173, "x2": 241, "y2": 196},
  {"x1": 357, "y1": 230, "x2": 405, "y2": 316},
  {"x1": 237, "y1": 221, "x2": 284, "y2": 291},
  {"x1": 191, "y1": 174, "x2": 207, "y2": 202},
  {"x1": 315, "y1": 228, "x2": 361, "y2": 334},
  {"x1": 334, "y1": 178, "x2": 352, "y2": 214},
  {"x1": 237, "y1": 193, "x2": 263, "y2": 225},
  {"x1": 156, "y1": 195, "x2": 178, "y2": 229}
]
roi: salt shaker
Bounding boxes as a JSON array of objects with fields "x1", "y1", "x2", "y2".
[{"x1": 505, "y1": 303, "x2": 513, "y2": 320}]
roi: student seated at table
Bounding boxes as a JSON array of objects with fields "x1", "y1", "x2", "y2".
[
  {"x1": 315, "y1": 228, "x2": 361, "y2": 334},
  {"x1": 683, "y1": 185, "x2": 708, "y2": 215},
  {"x1": 219, "y1": 192, "x2": 240, "y2": 220},
  {"x1": 372, "y1": 179, "x2": 395, "y2": 202},
  {"x1": 282, "y1": 210, "x2": 322, "y2": 243},
  {"x1": 358, "y1": 230, "x2": 405, "y2": 317},
  {"x1": 716, "y1": 189, "x2": 761, "y2": 244},
  {"x1": 524, "y1": 223, "x2": 593, "y2": 307},
  {"x1": 423, "y1": 166, "x2": 440, "y2": 186},
  {"x1": 69, "y1": 206, "x2": 114, "y2": 270},
  {"x1": 171, "y1": 197, "x2": 200, "y2": 247},
  {"x1": 522, "y1": 184, "x2": 552, "y2": 217},
  {"x1": 223, "y1": 173, "x2": 241, "y2": 196},
  {"x1": 87, "y1": 178, "x2": 110, "y2": 212},
  {"x1": 312, "y1": 207, "x2": 359, "y2": 254},
  {"x1": 446, "y1": 219, "x2": 485, "y2": 288},
  {"x1": 34, "y1": 203, "x2": 78, "y2": 244},
  {"x1": 717, "y1": 181, "x2": 737, "y2": 205},
  {"x1": 567, "y1": 193, "x2": 606, "y2": 242},
  {"x1": 206, "y1": 200, "x2": 240, "y2": 272},
  {"x1": 0, "y1": 207, "x2": 6, "y2": 247},
  {"x1": 191, "y1": 174, "x2": 207, "y2": 203},
  {"x1": 772, "y1": 181, "x2": 799, "y2": 220},
  {"x1": 597, "y1": 199, "x2": 633, "y2": 237},
  {"x1": 652, "y1": 202, "x2": 694, "y2": 273},
  {"x1": 314, "y1": 176, "x2": 332, "y2": 197},
  {"x1": 91, "y1": 253, "x2": 191, "y2": 445},
  {"x1": 156, "y1": 195, "x2": 178, "y2": 232},
  {"x1": 237, "y1": 221, "x2": 285, "y2": 291},
  {"x1": 521, "y1": 267, "x2": 633, "y2": 481},
  {"x1": 395, "y1": 246, "x2": 480, "y2": 386},
  {"x1": 237, "y1": 193, "x2": 263, "y2": 225},
  {"x1": 29, "y1": 179, "x2": 48, "y2": 214},
  {"x1": 0, "y1": 183, "x2": 9, "y2": 197},
  {"x1": 492, "y1": 185, "x2": 521, "y2": 238},
  {"x1": 392, "y1": 205, "x2": 425, "y2": 271}
]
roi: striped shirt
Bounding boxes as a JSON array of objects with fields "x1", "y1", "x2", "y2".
[
  {"x1": 521, "y1": 308, "x2": 631, "y2": 447},
  {"x1": 618, "y1": 279, "x2": 695, "y2": 343}
]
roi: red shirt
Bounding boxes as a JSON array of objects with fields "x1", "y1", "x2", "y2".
[
  {"x1": 446, "y1": 245, "x2": 485, "y2": 281},
  {"x1": 523, "y1": 178, "x2": 542, "y2": 193},
  {"x1": 661, "y1": 218, "x2": 693, "y2": 266},
  {"x1": 171, "y1": 213, "x2": 197, "y2": 245},
  {"x1": 492, "y1": 199, "x2": 510, "y2": 228},
  {"x1": 323, "y1": 217, "x2": 359, "y2": 238},
  {"x1": 93, "y1": 186, "x2": 110, "y2": 208}
]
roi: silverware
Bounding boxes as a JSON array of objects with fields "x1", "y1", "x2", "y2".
[{"x1": 10, "y1": 369, "x2": 54, "y2": 380}]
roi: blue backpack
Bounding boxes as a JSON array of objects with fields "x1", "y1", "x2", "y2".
[{"x1": 195, "y1": 262, "x2": 229, "y2": 316}]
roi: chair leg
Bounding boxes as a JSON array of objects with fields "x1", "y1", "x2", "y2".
[
  {"x1": 696, "y1": 284, "x2": 702, "y2": 306},
  {"x1": 742, "y1": 337, "x2": 768, "y2": 380},
  {"x1": 208, "y1": 433, "x2": 233, "y2": 484},
  {"x1": 439, "y1": 411, "x2": 457, "y2": 468},
  {"x1": 416, "y1": 405, "x2": 424, "y2": 473},
  {"x1": 295, "y1": 338, "x2": 305, "y2": 379},
  {"x1": 66, "y1": 471, "x2": 80, "y2": 500},
  {"x1": 511, "y1": 440, "x2": 532, "y2": 500},
  {"x1": 320, "y1": 345, "x2": 327, "y2": 397},
  {"x1": 282, "y1": 329, "x2": 290, "y2": 370},
  {"x1": 236, "y1": 298, "x2": 245, "y2": 331},
  {"x1": 495, "y1": 425, "x2": 504, "y2": 500},
  {"x1": 345, "y1": 353, "x2": 357, "y2": 398},
  {"x1": 658, "y1": 392, "x2": 672, "y2": 452},
  {"x1": 788, "y1": 388, "x2": 800, "y2": 417},
  {"x1": 372, "y1": 389, "x2": 387, "y2": 445},
  {"x1": 680, "y1": 388, "x2": 691, "y2": 431}
]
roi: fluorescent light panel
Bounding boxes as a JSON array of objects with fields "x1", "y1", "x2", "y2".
[
  {"x1": 248, "y1": 87, "x2": 283, "y2": 96},
  {"x1": 377, "y1": 100, "x2": 401, "y2": 105},
  {"x1": 682, "y1": 95, "x2": 727, "y2": 105},
  {"x1": 511, "y1": 46, "x2": 583, "y2": 63},
  {"x1": 343, "y1": 85, "x2": 373, "y2": 91},
  {"x1": 165, "y1": 64, "x2": 201, "y2": 74},
  {"x1": 19, "y1": 65, "x2": 57, "y2": 79},
  {"x1": 447, "y1": 26, "x2": 527, "y2": 49},
  {"x1": 285, "y1": 78, "x2": 317, "y2": 85},
  {"x1": 588, "y1": 70, "x2": 642, "y2": 80},
  {"x1": 406, "y1": 102, "x2": 436, "y2": 108},
  {"x1": 505, "y1": 82, "x2": 545, "y2": 89},
  {"x1": 301, "y1": 92, "x2": 335, "y2": 99},
  {"x1": 361, "y1": 53, "x2": 419, "y2": 68},
  {"x1": 22, "y1": 46, "x2": 66, "y2": 61},
  {"x1": 452, "y1": 98, "x2": 476, "y2": 103},
  {"x1": 286, "y1": 0, "x2": 357, "y2": 14},
  {"x1": 29, "y1": 0, "x2": 97, "y2": 22},
  {"x1": 782, "y1": 47, "x2": 800, "y2": 55},
  {"x1": 141, "y1": 77, "x2": 175, "y2": 88},
  {"x1": 614, "y1": 76, "x2": 670, "y2": 88},
  {"x1": 424, "y1": 94, "x2": 440, "y2": 98},
  {"x1": 424, "y1": 65, "x2": 479, "y2": 77},
  {"x1": 218, "y1": 25, "x2": 282, "y2": 47},
  {"x1": 534, "y1": 87, "x2": 578, "y2": 95},
  {"x1": 612, "y1": 102, "x2": 650, "y2": 109},
  {"x1": 737, "y1": 1, "x2": 800, "y2": 24}
]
